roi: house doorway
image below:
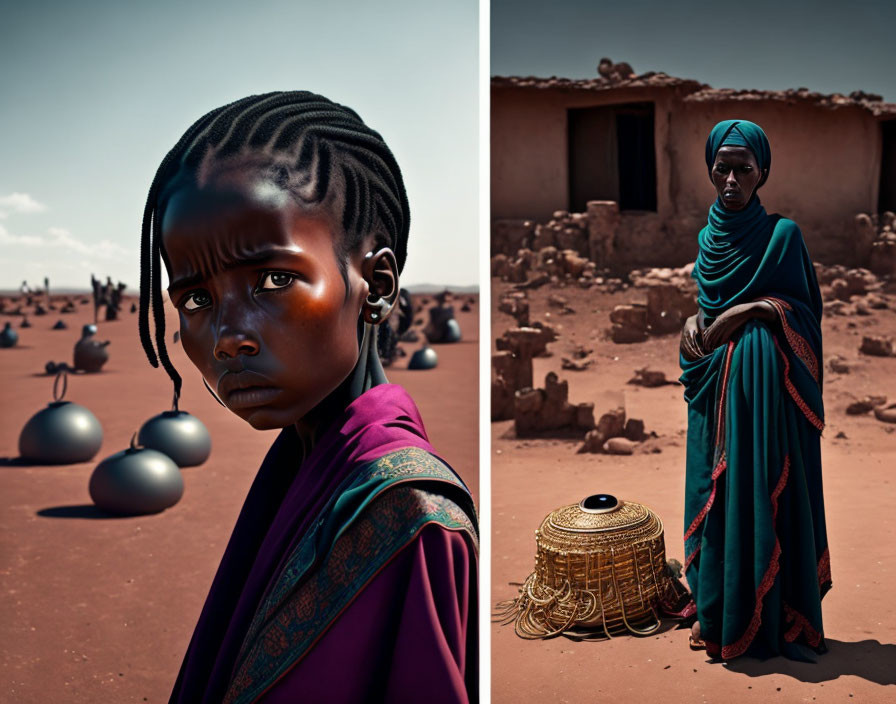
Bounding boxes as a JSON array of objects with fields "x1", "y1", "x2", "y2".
[{"x1": 568, "y1": 102, "x2": 656, "y2": 213}]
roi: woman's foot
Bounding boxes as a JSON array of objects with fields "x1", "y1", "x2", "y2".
[{"x1": 689, "y1": 621, "x2": 706, "y2": 650}]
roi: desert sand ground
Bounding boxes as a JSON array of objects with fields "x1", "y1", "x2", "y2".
[
  {"x1": 491, "y1": 279, "x2": 895, "y2": 704},
  {"x1": 0, "y1": 292, "x2": 478, "y2": 703}
]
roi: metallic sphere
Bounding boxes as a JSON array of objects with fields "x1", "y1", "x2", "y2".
[
  {"x1": 137, "y1": 411, "x2": 211, "y2": 467},
  {"x1": 89, "y1": 447, "x2": 184, "y2": 514},
  {"x1": 19, "y1": 401, "x2": 103, "y2": 464},
  {"x1": 408, "y1": 346, "x2": 438, "y2": 370}
]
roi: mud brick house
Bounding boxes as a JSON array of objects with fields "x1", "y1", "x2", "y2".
[{"x1": 491, "y1": 69, "x2": 896, "y2": 268}]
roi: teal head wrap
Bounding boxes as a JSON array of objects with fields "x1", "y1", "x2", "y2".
[{"x1": 705, "y1": 119, "x2": 771, "y2": 188}]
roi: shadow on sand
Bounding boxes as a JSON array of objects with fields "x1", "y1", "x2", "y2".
[
  {"x1": 724, "y1": 638, "x2": 896, "y2": 687},
  {"x1": 0, "y1": 457, "x2": 46, "y2": 467},
  {"x1": 37, "y1": 504, "x2": 136, "y2": 519}
]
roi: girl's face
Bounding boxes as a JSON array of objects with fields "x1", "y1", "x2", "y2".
[
  {"x1": 161, "y1": 164, "x2": 369, "y2": 430},
  {"x1": 711, "y1": 146, "x2": 764, "y2": 211}
]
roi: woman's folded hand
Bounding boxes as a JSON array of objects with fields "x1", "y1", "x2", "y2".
[
  {"x1": 680, "y1": 313, "x2": 706, "y2": 361},
  {"x1": 701, "y1": 301, "x2": 776, "y2": 351}
]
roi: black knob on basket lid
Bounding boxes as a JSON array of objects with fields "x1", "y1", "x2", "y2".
[{"x1": 579, "y1": 494, "x2": 620, "y2": 513}]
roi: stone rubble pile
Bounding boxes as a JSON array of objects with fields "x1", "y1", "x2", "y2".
[
  {"x1": 815, "y1": 263, "x2": 892, "y2": 321},
  {"x1": 514, "y1": 372, "x2": 595, "y2": 438},
  {"x1": 854, "y1": 211, "x2": 896, "y2": 277},
  {"x1": 606, "y1": 264, "x2": 698, "y2": 343},
  {"x1": 491, "y1": 202, "x2": 625, "y2": 288},
  {"x1": 491, "y1": 246, "x2": 597, "y2": 288},
  {"x1": 491, "y1": 324, "x2": 559, "y2": 421},
  {"x1": 577, "y1": 406, "x2": 652, "y2": 454}
]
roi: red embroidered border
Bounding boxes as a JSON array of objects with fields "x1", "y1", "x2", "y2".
[
  {"x1": 817, "y1": 547, "x2": 831, "y2": 588},
  {"x1": 761, "y1": 297, "x2": 820, "y2": 384},
  {"x1": 715, "y1": 341, "x2": 735, "y2": 445},
  {"x1": 684, "y1": 342, "x2": 735, "y2": 570},
  {"x1": 684, "y1": 457, "x2": 727, "y2": 544},
  {"x1": 772, "y1": 337, "x2": 825, "y2": 432},
  {"x1": 720, "y1": 455, "x2": 790, "y2": 660},
  {"x1": 783, "y1": 602, "x2": 822, "y2": 647}
]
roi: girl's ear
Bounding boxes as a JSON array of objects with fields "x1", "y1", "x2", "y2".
[{"x1": 361, "y1": 248, "x2": 399, "y2": 324}]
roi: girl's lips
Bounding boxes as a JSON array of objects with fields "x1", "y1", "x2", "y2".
[{"x1": 226, "y1": 386, "x2": 283, "y2": 410}]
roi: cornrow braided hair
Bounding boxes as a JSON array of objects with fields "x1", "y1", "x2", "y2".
[{"x1": 138, "y1": 91, "x2": 410, "y2": 408}]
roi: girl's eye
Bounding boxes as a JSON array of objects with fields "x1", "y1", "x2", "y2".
[
  {"x1": 182, "y1": 290, "x2": 211, "y2": 311},
  {"x1": 714, "y1": 164, "x2": 729, "y2": 173},
  {"x1": 259, "y1": 272, "x2": 295, "y2": 290}
]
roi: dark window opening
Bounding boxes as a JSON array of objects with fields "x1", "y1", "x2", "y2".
[
  {"x1": 568, "y1": 102, "x2": 656, "y2": 213},
  {"x1": 879, "y1": 119, "x2": 896, "y2": 213}
]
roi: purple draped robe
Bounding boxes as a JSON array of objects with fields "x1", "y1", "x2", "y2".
[{"x1": 169, "y1": 384, "x2": 478, "y2": 703}]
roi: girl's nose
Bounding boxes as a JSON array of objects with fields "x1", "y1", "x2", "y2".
[{"x1": 214, "y1": 328, "x2": 259, "y2": 360}]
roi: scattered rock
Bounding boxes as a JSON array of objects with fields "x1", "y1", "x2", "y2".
[
  {"x1": 596, "y1": 407, "x2": 626, "y2": 441},
  {"x1": 514, "y1": 272, "x2": 550, "y2": 290},
  {"x1": 561, "y1": 356, "x2": 594, "y2": 371},
  {"x1": 604, "y1": 437, "x2": 636, "y2": 455},
  {"x1": 846, "y1": 396, "x2": 887, "y2": 415},
  {"x1": 628, "y1": 367, "x2": 676, "y2": 387},
  {"x1": 498, "y1": 293, "x2": 529, "y2": 326},
  {"x1": 854, "y1": 300, "x2": 872, "y2": 316},
  {"x1": 873, "y1": 403, "x2": 896, "y2": 424},
  {"x1": 645, "y1": 283, "x2": 696, "y2": 335},
  {"x1": 827, "y1": 356, "x2": 851, "y2": 374},
  {"x1": 864, "y1": 294, "x2": 888, "y2": 309},
  {"x1": 623, "y1": 418, "x2": 647, "y2": 441},
  {"x1": 609, "y1": 304, "x2": 648, "y2": 343},
  {"x1": 860, "y1": 335, "x2": 894, "y2": 357}
]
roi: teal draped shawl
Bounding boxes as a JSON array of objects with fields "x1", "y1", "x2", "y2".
[{"x1": 679, "y1": 121, "x2": 831, "y2": 659}]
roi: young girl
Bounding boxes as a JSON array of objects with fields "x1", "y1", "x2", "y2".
[{"x1": 139, "y1": 92, "x2": 478, "y2": 703}]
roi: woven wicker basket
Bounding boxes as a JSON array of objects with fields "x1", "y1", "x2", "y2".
[{"x1": 497, "y1": 495, "x2": 681, "y2": 639}]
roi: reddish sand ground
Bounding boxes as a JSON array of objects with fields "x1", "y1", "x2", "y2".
[
  {"x1": 491, "y1": 279, "x2": 896, "y2": 704},
  {"x1": 0, "y1": 292, "x2": 478, "y2": 704}
]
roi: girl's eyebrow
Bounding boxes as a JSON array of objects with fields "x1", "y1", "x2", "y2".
[{"x1": 167, "y1": 246, "x2": 305, "y2": 291}]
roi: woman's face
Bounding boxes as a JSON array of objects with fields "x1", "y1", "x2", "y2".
[
  {"x1": 711, "y1": 146, "x2": 764, "y2": 211},
  {"x1": 161, "y1": 164, "x2": 369, "y2": 430}
]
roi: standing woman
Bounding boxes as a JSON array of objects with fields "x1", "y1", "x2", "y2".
[
  {"x1": 139, "y1": 92, "x2": 478, "y2": 702},
  {"x1": 679, "y1": 120, "x2": 830, "y2": 660}
]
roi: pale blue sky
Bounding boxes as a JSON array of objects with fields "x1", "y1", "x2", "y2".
[
  {"x1": 492, "y1": 0, "x2": 896, "y2": 102},
  {"x1": 0, "y1": 0, "x2": 478, "y2": 289}
]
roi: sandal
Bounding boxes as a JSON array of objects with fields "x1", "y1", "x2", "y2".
[{"x1": 689, "y1": 634, "x2": 706, "y2": 650}]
